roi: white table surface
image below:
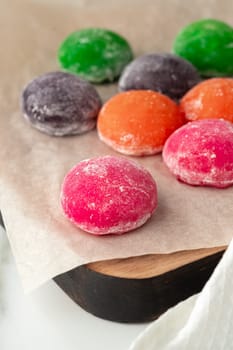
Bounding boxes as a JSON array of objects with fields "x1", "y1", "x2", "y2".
[{"x1": 0, "y1": 226, "x2": 148, "y2": 350}]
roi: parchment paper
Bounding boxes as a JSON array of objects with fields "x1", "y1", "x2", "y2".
[{"x1": 0, "y1": 0, "x2": 233, "y2": 292}]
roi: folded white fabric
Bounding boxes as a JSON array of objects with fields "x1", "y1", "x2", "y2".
[{"x1": 130, "y1": 237, "x2": 233, "y2": 350}]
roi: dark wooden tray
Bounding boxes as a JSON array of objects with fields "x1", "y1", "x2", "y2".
[
  {"x1": 0, "y1": 211, "x2": 225, "y2": 323},
  {"x1": 54, "y1": 246, "x2": 225, "y2": 323}
]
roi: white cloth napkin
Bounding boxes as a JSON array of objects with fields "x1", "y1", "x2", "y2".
[{"x1": 130, "y1": 237, "x2": 233, "y2": 350}]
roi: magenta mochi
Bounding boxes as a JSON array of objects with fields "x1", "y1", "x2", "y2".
[
  {"x1": 162, "y1": 119, "x2": 233, "y2": 188},
  {"x1": 61, "y1": 156, "x2": 157, "y2": 235}
]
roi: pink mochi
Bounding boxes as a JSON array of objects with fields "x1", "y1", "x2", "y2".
[
  {"x1": 162, "y1": 119, "x2": 233, "y2": 188},
  {"x1": 61, "y1": 156, "x2": 158, "y2": 235}
]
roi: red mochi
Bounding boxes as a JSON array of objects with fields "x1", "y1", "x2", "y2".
[
  {"x1": 162, "y1": 119, "x2": 233, "y2": 188},
  {"x1": 61, "y1": 156, "x2": 158, "y2": 235}
]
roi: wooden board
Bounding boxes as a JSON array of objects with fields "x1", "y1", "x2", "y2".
[
  {"x1": 0, "y1": 212, "x2": 226, "y2": 323},
  {"x1": 54, "y1": 246, "x2": 225, "y2": 323},
  {"x1": 0, "y1": 211, "x2": 226, "y2": 323}
]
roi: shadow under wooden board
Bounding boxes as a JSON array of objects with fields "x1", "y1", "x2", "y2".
[{"x1": 0, "y1": 211, "x2": 226, "y2": 323}]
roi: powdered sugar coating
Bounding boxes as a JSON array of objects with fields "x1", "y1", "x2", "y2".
[
  {"x1": 61, "y1": 156, "x2": 158, "y2": 235},
  {"x1": 98, "y1": 131, "x2": 163, "y2": 156},
  {"x1": 119, "y1": 53, "x2": 201, "y2": 101},
  {"x1": 162, "y1": 119, "x2": 233, "y2": 188},
  {"x1": 21, "y1": 71, "x2": 102, "y2": 136}
]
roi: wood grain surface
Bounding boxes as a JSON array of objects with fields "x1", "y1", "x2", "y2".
[{"x1": 87, "y1": 246, "x2": 226, "y2": 278}]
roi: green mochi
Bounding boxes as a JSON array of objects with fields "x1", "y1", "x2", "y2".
[
  {"x1": 58, "y1": 28, "x2": 133, "y2": 83},
  {"x1": 173, "y1": 19, "x2": 233, "y2": 77}
]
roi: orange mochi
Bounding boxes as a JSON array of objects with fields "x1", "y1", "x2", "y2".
[
  {"x1": 97, "y1": 90, "x2": 185, "y2": 156},
  {"x1": 180, "y1": 78, "x2": 233, "y2": 123}
]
